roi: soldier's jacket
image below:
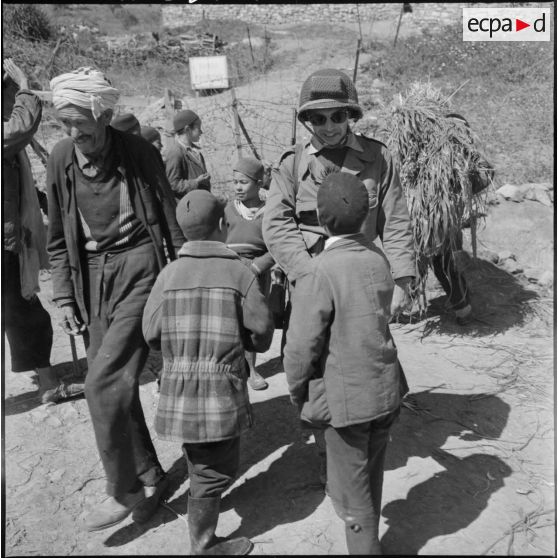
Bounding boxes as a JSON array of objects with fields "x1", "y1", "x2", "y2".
[{"x1": 262, "y1": 132, "x2": 416, "y2": 282}]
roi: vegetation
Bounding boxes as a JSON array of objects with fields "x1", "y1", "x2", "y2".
[
  {"x1": 357, "y1": 21, "x2": 554, "y2": 185},
  {"x1": 2, "y1": 5, "x2": 274, "y2": 96},
  {"x1": 381, "y1": 82, "x2": 492, "y2": 309}
]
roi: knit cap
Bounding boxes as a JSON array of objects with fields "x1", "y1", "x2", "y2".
[
  {"x1": 111, "y1": 113, "x2": 140, "y2": 134},
  {"x1": 140, "y1": 126, "x2": 161, "y2": 143},
  {"x1": 233, "y1": 156, "x2": 264, "y2": 181},
  {"x1": 173, "y1": 109, "x2": 200, "y2": 133},
  {"x1": 176, "y1": 190, "x2": 225, "y2": 240},
  {"x1": 317, "y1": 172, "x2": 369, "y2": 234},
  {"x1": 298, "y1": 68, "x2": 362, "y2": 122}
]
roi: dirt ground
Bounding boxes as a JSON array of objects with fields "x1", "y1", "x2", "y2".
[{"x1": 3, "y1": 23, "x2": 555, "y2": 557}]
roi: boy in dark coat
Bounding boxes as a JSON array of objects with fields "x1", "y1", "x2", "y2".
[
  {"x1": 283, "y1": 172, "x2": 408, "y2": 555},
  {"x1": 143, "y1": 190, "x2": 274, "y2": 555}
]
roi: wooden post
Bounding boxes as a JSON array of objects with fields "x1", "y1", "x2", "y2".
[
  {"x1": 237, "y1": 113, "x2": 260, "y2": 160},
  {"x1": 353, "y1": 38, "x2": 362, "y2": 85},
  {"x1": 291, "y1": 108, "x2": 297, "y2": 146},
  {"x1": 230, "y1": 88, "x2": 243, "y2": 157},
  {"x1": 164, "y1": 87, "x2": 177, "y2": 133},
  {"x1": 246, "y1": 25, "x2": 255, "y2": 64},
  {"x1": 393, "y1": 3, "x2": 405, "y2": 47}
]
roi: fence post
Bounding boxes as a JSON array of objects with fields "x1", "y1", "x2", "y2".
[
  {"x1": 393, "y1": 4, "x2": 405, "y2": 47},
  {"x1": 237, "y1": 113, "x2": 260, "y2": 160},
  {"x1": 353, "y1": 38, "x2": 362, "y2": 85},
  {"x1": 230, "y1": 87, "x2": 243, "y2": 157}
]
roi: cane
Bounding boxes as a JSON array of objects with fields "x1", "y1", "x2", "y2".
[{"x1": 69, "y1": 334, "x2": 81, "y2": 378}]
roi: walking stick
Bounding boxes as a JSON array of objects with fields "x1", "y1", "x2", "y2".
[{"x1": 69, "y1": 334, "x2": 81, "y2": 378}]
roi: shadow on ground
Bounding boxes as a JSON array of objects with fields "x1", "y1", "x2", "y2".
[
  {"x1": 103, "y1": 389, "x2": 513, "y2": 552},
  {"x1": 3, "y1": 359, "x2": 87, "y2": 416},
  {"x1": 381, "y1": 389, "x2": 513, "y2": 554},
  {"x1": 394, "y1": 255, "x2": 540, "y2": 337}
]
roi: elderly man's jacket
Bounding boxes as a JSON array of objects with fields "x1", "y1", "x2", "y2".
[
  {"x1": 142, "y1": 241, "x2": 274, "y2": 443},
  {"x1": 262, "y1": 132, "x2": 415, "y2": 282},
  {"x1": 46, "y1": 129, "x2": 185, "y2": 323}
]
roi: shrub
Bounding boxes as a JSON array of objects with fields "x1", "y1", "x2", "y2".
[{"x1": 3, "y1": 4, "x2": 52, "y2": 42}]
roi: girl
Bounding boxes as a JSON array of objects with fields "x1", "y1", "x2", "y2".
[{"x1": 225, "y1": 156, "x2": 275, "y2": 390}]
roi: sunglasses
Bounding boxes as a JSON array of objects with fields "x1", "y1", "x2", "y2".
[{"x1": 306, "y1": 109, "x2": 349, "y2": 126}]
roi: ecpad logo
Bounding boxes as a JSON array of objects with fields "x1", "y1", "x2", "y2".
[{"x1": 463, "y1": 8, "x2": 550, "y2": 41}]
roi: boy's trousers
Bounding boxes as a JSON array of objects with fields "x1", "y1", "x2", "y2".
[
  {"x1": 182, "y1": 437, "x2": 240, "y2": 498},
  {"x1": 83, "y1": 243, "x2": 165, "y2": 497},
  {"x1": 324, "y1": 409, "x2": 399, "y2": 529}
]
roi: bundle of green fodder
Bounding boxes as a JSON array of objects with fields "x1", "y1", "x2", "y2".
[{"x1": 381, "y1": 82, "x2": 491, "y2": 311}]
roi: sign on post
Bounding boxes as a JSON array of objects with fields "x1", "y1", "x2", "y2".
[{"x1": 189, "y1": 55, "x2": 229, "y2": 90}]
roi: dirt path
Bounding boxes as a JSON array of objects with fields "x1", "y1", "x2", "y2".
[{"x1": 4, "y1": 23, "x2": 555, "y2": 556}]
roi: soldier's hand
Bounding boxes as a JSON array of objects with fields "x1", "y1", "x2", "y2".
[
  {"x1": 59, "y1": 304, "x2": 86, "y2": 336},
  {"x1": 390, "y1": 277, "x2": 414, "y2": 318}
]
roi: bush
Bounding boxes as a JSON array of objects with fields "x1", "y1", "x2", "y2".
[{"x1": 3, "y1": 4, "x2": 52, "y2": 42}]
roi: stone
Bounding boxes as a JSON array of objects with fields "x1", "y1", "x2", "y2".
[
  {"x1": 500, "y1": 258, "x2": 523, "y2": 275},
  {"x1": 523, "y1": 186, "x2": 553, "y2": 207},
  {"x1": 496, "y1": 184, "x2": 523, "y2": 202},
  {"x1": 498, "y1": 250, "x2": 516, "y2": 261},
  {"x1": 482, "y1": 250, "x2": 499, "y2": 264},
  {"x1": 538, "y1": 270, "x2": 554, "y2": 287}
]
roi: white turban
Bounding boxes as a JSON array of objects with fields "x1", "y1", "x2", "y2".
[{"x1": 50, "y1": 67, "x2": 120, "y2": 119}]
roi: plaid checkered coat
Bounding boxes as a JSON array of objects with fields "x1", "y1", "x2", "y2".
[{"x1": 142, "y1": 241, "x2": 274, "y2": 443}]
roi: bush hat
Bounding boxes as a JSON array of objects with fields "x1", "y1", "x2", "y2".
[
  {"x1": 317, "y1": 171, "x2": 369, "y2": 234},
  {"x1": 176, "y1": 190, "x2": 224, "y2": 240},
  {"x1": 173, "y1": 109, "x2": 200, "y2": 133},
  {"x1": 111, "y1": 112, "x2": 140, "y2": 134},
  {"x1": 140, "y1": 126, "x2": 161, "y2": 143},
  {"x1": 233, "y1": 156, "x2": 264, "y2": 181},
  {"x1": 298, "y1": 69, "x2": 362, "y2": 122}
]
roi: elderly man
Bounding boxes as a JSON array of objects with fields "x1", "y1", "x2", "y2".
[{"x1": 47, "y1": 67, "x2": 185, "y2": 531}]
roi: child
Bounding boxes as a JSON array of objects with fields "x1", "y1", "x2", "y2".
[
  {"x1": 142, "y1": 190, "x2": 273, "y2": 556},
  {"x1": 140, "y1": 125, "x2": 163, "y2": 153},
  {"x1": 224, "y1": 156, "x2": 276, "y2": 391},
  {"x1": 283, "y1": 172, "x2": 409, "y2": 555},
  {"x1": 165, "y1": 109, "x2": 211, "y2": 199}
]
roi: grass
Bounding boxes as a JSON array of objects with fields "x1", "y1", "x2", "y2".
[{"x1": 358, "y1": 21, "x2": 554, "y2": 184}]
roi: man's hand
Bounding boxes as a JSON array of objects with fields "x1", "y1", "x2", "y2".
[
  {"x1": 196, "y1": 173, "x2": 211, "y2": 186},
  {"x1": 390, "y1": 276, "x2": 414, "y2": 318},
  {"x1": 3, "y1": 58, "x2": 29, "y2": 90},
  {"x1": 58, "y1": 304, "x2": 86, "y2": 336}
]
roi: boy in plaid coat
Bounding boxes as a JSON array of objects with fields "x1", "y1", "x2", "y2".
[{"x1": 143, "y1": 190, "x2": 274, "y2": 555}]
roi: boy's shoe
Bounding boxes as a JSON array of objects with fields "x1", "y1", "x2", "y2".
[
  {"x1": 188, "y1": 495, "x2": 252, "y2": 555},
  {"x1": 41, "y1": 382, "x2": 85, "y2": 405},
  {"x1": 132, "y1": 476, "x2": 169, "y2": 523},
  {"x1": 248, "y1": 371, "x2": 268, "y2": 391},
  {"x1": 85, "y1": 488, "x2": 145, "y2": 532}
]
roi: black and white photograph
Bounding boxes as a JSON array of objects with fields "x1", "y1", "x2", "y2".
[{"x1": 2, "y1": 2, "x2": 555, "y2": 555}]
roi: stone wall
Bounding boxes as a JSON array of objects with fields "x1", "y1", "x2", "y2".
[{"x1": 162, "y1": 3, "x2": 548, "y2": 31}]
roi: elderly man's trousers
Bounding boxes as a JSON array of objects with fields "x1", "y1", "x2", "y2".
[{"x1": 83, "y1": 243, "x2": 164, "y2": 497}]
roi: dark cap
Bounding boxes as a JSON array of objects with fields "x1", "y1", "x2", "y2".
[
  {"x1": 173, "y1": 109, "x2": 200, "y2": 133},
  {"x1": 233, "y1": 156, "x2": 264, "y2": 181},
  {"x1": 111, "y1": 113, "x2": 141, "y2": 135},
  {"x1": 317, "y1": 172, "x2": 369, "y2": 234},
  {"x1": 176, "y1": 190, "x2": 225, "y2": 240},
  {"x1": 140, "y1": 125, "x2": 161, "y2": 143}
]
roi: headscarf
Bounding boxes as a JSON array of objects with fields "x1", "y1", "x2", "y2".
[{"x1": 50, "y1": 67, "x2": 120, "y2": 119}]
